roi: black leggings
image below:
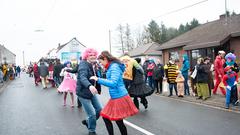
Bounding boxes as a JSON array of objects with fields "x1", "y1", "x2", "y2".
[{"x1": 102, "y1": 117, "x2": 127, "y2": 135}]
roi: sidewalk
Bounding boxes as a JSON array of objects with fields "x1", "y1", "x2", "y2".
[
  {"x1": 0, "y1": 80, "x2": 11, "y2": 94},
  {"x1": 160, "y1": 82, "x2": 240, "y2": 112}
]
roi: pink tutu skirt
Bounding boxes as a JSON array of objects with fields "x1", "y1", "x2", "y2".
[
  {"x1": 100, "y1": 95, "x2": 138, "y2": 121},
  {"x1": 58, "y1": 78, "x2": 76, "y2": 93}
]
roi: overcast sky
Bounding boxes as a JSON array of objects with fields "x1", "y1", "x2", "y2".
[{"x1": 0, "y1": 0, "x2": 240, "y2": 65}]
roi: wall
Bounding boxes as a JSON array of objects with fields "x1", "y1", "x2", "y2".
[
  {"x1": 56, "y1": 39, "x2": 86, "y2": 63},
  {"x1": 230, "y1": 37, "x2": 240, "y2": 64},
  {"x1": 0, "y1": 45, "x2": 16, "y2": 65},
  {"x1": 162, "y1": 47, "x2": 186, "y2": 68}
]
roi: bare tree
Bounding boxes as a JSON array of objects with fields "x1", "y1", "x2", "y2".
[
  {"x1": 124, "y1": 23, "x2": 134, "y2": 51},
  {"x1": 117, "y1": 24, "x2": 125, "y2": 54}
]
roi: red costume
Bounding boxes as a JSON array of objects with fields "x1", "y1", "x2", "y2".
[{"x1": 213, "y1": 56, "x2": 226, "y2": 95}]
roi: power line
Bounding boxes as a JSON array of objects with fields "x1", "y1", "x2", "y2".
[{"x1": 122, "y1": 0, "x2": 209, "y2": 27}]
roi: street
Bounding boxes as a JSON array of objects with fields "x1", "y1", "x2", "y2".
[{"x1": 1, "y1": 73, "x2": 240, "y2": 135}]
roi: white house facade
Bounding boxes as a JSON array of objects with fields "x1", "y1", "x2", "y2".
[{"x1": 56, "y1": 38, "x2": 86, "y2": 64}]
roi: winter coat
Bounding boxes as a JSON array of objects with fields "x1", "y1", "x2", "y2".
[
  {"x1": 196, "y1": 63, "x2": 208, "y2": 83},
  {"x1": 120, "y1": 55, "x2": 143, "y2": 80},
  {"x1": 76, "y1": 60, "x2": 101, "y2": 99},
  {"x1": 98, "y1": 62, "x2": 128, "y2": 99},
  {"x1": 39, "y1": 63, "x2": 49, "y2": 77},
  {"x1": 53, "y1": 63, "x2": 64, "y2": 78},
  {"x1": 143, "y1": 60, "x2": 150, "y2": 75},
  {"x1": 181, "y1": 54, "x2": 190, "y2": 76},
  {"x1": 147, "y1": 63, "x2": 155, "y2": 77},
  {"x1": 153, "y1": 64, "x2": 164, "y2": 80},
  {"x1": 128, "y1": 67, "x2": 153, "y2": 97}
]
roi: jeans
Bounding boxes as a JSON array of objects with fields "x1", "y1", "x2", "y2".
[
  {"x1": 147, "y1": 76, "x2": 154, "y2": 89},
  {"x1": 226, "y1": 87, "x2": 231, "y2": 107},
  {"x1": 183, "y1": 74, "x2": 190, "y2": 95},
  {"x1": 169, "y1": 83, "x2": 178, "y2": 96},
  {"x1": 54, "y1": 76, "x2": 62, "y2": 87},
  {"x1": 79, "y1": 95, "x2": 102, "y2": 132}
]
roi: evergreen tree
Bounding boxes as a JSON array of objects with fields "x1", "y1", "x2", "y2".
[
  {"x1": 147, "y1": 20, "x2": 161, "y2": 43},
  {"x1": 189, "y1": 18, "x2": 199, "y2": 29},
  {"x1": 160, "y1": 23, "x2": 167, "y2": 43},
  {"x1": 178, "y1": 24, "x2": 185, "y2": 35}
]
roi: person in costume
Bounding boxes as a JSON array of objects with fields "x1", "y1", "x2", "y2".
[
  {"x1": 58, "y1": 61, "x2": 77, "y2": 107},
  {"x1": 223, "y1": 52, "x2": 239, "y2": 106},
  {"x1": 128, "y1": 58, "x2": 153, "y2": 109},
  {"x1": 90, "y1": 51, "x2": 138, "y2": 135},
  {"x1": 213, "y1": 50, "x2": 226, "y2": 95},
  {"x1": 76, "y1": 48, "x2": 102, "y2": 135},
  {"x1": 175, "y1": 70, "x2": 185, "y2": 97},
  {"x1": 222, "y1": 66, "x2": 238, "y2": 109}
]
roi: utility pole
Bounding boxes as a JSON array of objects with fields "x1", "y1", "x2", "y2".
[
  {"x1": 22, "y1": 51, "x2": 25, "y2": 66},
  {"x1": 109, "y1": 30, "x2": 112, "y2": 54}
]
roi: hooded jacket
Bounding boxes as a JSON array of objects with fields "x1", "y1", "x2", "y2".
[{"x1": 181, "y1": 54, "x2": 190, "y2": 76}]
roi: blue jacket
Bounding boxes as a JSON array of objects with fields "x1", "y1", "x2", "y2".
[
  {"x1": 181, "y1": 54, "x2": 190, "y2": 76},
  {"x1": 98, "y1": 62, "x2": 128, "y2": 99}
]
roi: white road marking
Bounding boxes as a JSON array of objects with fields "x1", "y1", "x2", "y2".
[{"x1": 123, "y1": 120, "x2": 155, "y2": 135}]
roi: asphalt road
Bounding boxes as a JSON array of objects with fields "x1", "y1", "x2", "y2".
[{"x1": 1, "y1": 73, "x2": 240, "y2": 135}]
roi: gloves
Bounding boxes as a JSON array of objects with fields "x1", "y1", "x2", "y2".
[{"x1": 226, "y1": 85, "x2": 231, "y2": 90}]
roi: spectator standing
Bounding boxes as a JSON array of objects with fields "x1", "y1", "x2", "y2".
[
  {"x1": 39, "y1": 62, "x2": 49, "y2": 89},
  {"x1": 181, "y1": 54, "x2": 190, "y2": 96}
]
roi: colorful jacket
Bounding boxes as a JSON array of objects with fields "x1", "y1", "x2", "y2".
[
  {"x1": 181, "y1": 54, "x2": 190, "y2": 76},
  {"x1": 120, "y1": 55, "x2": 143, "y2": 80},
  {"x1": 222, "y1": 71, "x2": 238, "y2": 87},
  {"x1": 98, "y1": 62, "x2": 128, "y2": 99}
]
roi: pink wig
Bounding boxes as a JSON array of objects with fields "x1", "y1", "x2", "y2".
[{"x1": 82, "y1": 48, "x2": 98, "y2": 60}]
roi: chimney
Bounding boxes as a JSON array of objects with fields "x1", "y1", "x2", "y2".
[
  {"x1": 219, "y1": 14, "x2": 226, "y2": 20},
  {"x1": 58, "y1": 43, "x2": 60, "y2": 48}
]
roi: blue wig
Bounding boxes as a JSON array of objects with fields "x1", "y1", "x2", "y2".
[
  {"x1": 225, "y1": 53, "x2": 236, "y2": 61},
  {"x1": 64, "y1": 61, "x2": 71, "y2": 67}
]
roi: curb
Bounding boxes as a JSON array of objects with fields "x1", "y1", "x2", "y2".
[
  {"x1": 155, "y1": 94, "x2": 240, "y2": 114},
  {"x1": 0, "y1": 80, "x2": 11, "y2": 94}
]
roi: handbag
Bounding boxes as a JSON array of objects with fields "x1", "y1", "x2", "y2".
[{"x1": 191, "y1": 67, "x2": 197, "y2": 79}]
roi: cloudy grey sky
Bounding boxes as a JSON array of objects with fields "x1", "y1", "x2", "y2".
[{"x1": 0, "y1": 0, "x2": 239, "y2": 65}]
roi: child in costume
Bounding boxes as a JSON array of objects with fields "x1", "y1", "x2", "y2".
[
  {"x1": 222, "y1": 66, "x2": 238, "y2": 109},
  {"x1": 175, "y1": 71, "x2": 185, "y2": 97},
  {"x1": 58, "y1": 61, "x2": 77, "y2": 107}
]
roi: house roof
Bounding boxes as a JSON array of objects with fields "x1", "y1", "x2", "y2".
[
  {"x1": 56, "y1": 37, "x2": 86, "y2": 53},
  {"x1": 128, "y1": 42, "x2": 162, "y2": 57},
  {"x1": 158, "y1": 14, "x2": 240, "y2": 51}
]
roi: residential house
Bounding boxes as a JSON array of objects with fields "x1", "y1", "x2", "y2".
[
  {"x1": 158, "y1": 14, "x2": 240, "y2": 69},
  {"x1": 0, "y1": 44, "x2": 16, "y2": 65},
  {"x1": 55, "y1": 37, "x2": 86, "y2": 64},
  {"x1": 128, "y1": 42, "x2": 162, "y2": 64}
]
